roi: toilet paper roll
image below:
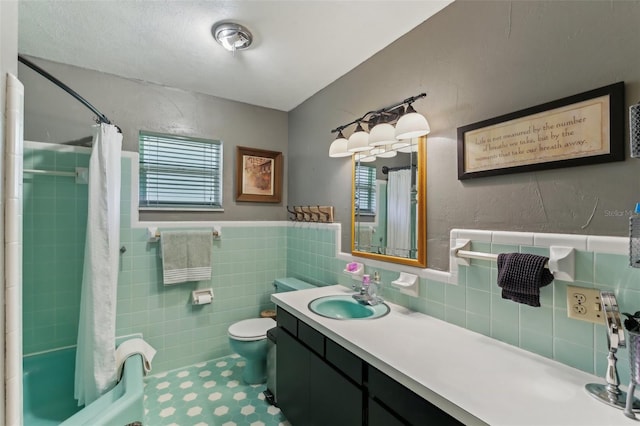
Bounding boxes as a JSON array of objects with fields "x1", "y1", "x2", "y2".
[{"x1": 197, "y1": 294, "x2": 212, "y2": 304}]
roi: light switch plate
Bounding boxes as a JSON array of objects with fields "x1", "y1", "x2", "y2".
[{"x1": 566, "y1": 285, "x2": 604, "y2": 324}]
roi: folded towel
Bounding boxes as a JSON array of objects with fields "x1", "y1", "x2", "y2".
[
  {"x1": 161, "y1": 230, "x2": 213, "y2": 285},
  {"x1": 497, "y1": 253, "x2": 554, "y2": 307},
  {"x1": 115, "y1": 338, "x2": 157, "y2": 378}
]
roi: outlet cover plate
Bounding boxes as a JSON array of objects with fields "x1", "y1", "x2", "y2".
[{"x1": 566, "y1": 285, "x2": 604, "y2": 324}]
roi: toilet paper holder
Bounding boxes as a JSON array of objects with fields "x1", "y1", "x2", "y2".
[{"x1": 192, "y1": 288, "x2": 214, "y2": 305}]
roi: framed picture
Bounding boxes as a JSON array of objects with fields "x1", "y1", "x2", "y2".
[
  {"x1": 457, "y1": 81, "x2": 625, "y2": 180},
  {"x1": 235, "y1": 146, "x2": 283, "y2": 202}
]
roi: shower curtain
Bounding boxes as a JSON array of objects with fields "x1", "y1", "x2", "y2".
[
  {"x1": 386, "y1": 169, "x2": 411, "y2": 257},
  {"x1": 74, "y1": 123, "x2": 122, "y2": 406}
]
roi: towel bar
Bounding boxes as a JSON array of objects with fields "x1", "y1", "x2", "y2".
[
  {"x1": 452, "y1": 238, "x2": 576, "y2": 281},
  {"x1": 455, "y1": 249, "x2": 550, "y2": 268},
  {"x1": 154, "y1": 230, "x2": 220, "y2": 239}
]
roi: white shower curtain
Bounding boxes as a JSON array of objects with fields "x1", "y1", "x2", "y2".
[
  {"x1": 74, "y1": 123, "x2": 122, "y2": 406},
  {"x1": 386, "y1": 169, "x2": 411, "y2": 257}
]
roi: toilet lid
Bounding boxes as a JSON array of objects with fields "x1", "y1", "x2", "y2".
[{"x1": 228, "y1": 318, "x2": 275, "y2": 340}]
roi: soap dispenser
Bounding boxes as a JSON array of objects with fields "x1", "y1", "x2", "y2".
[{"x1": 368, "y1": 272, "x2": 381, "y2": 300}]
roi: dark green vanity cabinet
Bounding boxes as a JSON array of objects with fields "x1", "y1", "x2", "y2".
[
  {"x1": 276, "y1": 307, "x2": 463, "y2": 426},
  {"x1": 277, "y1": 309, "x2": 363, "y2": 426}
]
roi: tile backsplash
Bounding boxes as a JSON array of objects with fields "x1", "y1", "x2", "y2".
[{"x1": 23, "y1": 142, "x2": 640, "y2": 382}]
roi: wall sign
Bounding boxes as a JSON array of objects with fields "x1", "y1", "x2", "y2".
[{"x1": 457, "y1": 82, "x2": 624, "y2": 180}]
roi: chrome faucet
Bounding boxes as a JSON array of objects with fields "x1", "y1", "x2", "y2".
[{"x1": 352, "y1": 273, "x2": 383, "y2": 306}]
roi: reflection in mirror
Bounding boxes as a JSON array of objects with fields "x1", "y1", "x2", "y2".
[{"x1": 352, "y1": 137, "x2": 426, "y2": 267}]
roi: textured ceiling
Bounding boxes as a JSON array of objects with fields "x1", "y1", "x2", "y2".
[{"x1": 18, "y1": 1, "x2": 452, "y2": 112}]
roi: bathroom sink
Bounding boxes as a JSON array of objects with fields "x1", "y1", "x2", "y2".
[{"x1": 308, "y1": 295, "x2": 389, "y2": 320}]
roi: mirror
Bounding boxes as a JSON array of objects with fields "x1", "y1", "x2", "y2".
[{"x1": 351, "y1": 136, "x2": 426, "y2": 267}]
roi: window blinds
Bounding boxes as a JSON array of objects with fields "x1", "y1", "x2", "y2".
[
  {"x1": 355, "y1": 164, "x2": 376, "y2": 214},
  {"x1": 139, "y1": 131, "x2": 223, "y2": 209}
]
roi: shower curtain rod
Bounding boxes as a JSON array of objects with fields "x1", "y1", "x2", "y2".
[{"x1": 18, "y1": 55, "x2": 120, "y2": 131}]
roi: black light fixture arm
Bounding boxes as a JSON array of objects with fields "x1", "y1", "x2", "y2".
[
  {"x1": 330, "y1": 92, "x2": 426, "y2": 134},
  {"x1": 18, "y1": 55, "x2": 116, "y2": 128}
]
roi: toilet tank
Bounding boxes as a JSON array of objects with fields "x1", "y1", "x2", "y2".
[{"x1": 273, "y1": 277, "x2": 317, "y2": 293}]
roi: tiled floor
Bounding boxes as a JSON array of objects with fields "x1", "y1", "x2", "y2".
[{"x1": 144, "y1": 354, "x2": 291, "y2": 426}]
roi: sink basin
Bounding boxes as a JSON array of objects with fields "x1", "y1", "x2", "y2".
[{"x1": 308, "y1": 295, "x2": 390, "y2": 320}]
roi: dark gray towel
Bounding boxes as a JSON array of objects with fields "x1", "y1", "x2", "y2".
[{"x1": 497, "y1": 253, "x2": 554, "y2": 307}]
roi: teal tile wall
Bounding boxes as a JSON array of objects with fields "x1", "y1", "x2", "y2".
[
  {"x1": 116, "y1": 162, "x2": 287, "y2": 372},
  {"x1": 23, "y1": 144, "x2": 640, "y2": 381},
  {"x1": 23, "y1": 147, "x2": 289, "y2": 373},
  {"x1": 388, "y1": 242, "x2": 640, "y2": 385},
  {"x1": 286, "y1": 224, "x2": 341, "y2": 286},
  {"x1": 285, "y1": 229, "x2": 640, "y2": 383},
  {"x1": 22, "y1": 147, "x2": 89, "y2": 354},
  {"x1": 115, "y1": 225, "x2": 287, "y2": 373}
]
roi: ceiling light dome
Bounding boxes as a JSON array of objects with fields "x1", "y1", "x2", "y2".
[
  {"x1": 368, "y1": 123, "x2": 396, "y2": 147},
  {"x1": 347, "y1": 122, "x2": 370, "y2": 152},
  {"x1": 395, "y1": 104, "x2": 430, "y2": 140},
  {"x1": 329, "y1": 131, "x2": 352, "y2": 158},
  {"x1": 212, "y1": 22, "x2": 253, "y2": 53}
]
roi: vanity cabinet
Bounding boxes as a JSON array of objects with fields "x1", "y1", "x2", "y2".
[
  {"x1": 368, "y1": 366, "x2": 463, "y2": 426},
  {"x1": 277, "y1": 308, "x2": 363, "y2": 426},
  {"x1": 276, "y1": 307, "x2": 462, "y2": 426}
]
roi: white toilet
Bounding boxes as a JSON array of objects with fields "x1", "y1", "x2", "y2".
[
  {"x1": 228, "y1": 277, "x2": 318, "y2": 384},
  {"x1": 228, "y1": 318, "x2": 276, "y2": 384}
]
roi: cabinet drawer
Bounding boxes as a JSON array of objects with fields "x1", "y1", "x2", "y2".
[
  {"x1": 325, "y1": 338, "x2": 363, "y2": 385},
  {"x1": 298, "y1": 321, "x2": 325, "y2": 356},
  {"x1": 369, "y1": 366, "x2": 463, "y2": 426},
  {"x1": 276, "y1": 308, "x2": 298, "y2": 336}
]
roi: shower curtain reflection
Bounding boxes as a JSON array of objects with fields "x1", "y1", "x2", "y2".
[
  {"x1": 386, "y1": 169, "x2": 412, "y2": 258},
  {"x1": 74, "y1": 123, "x2": 122, "y2": 406}
]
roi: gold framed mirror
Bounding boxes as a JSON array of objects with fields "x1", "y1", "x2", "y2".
[{"x1": 351, "y1": 136, "x2": 426, "y2": 267}]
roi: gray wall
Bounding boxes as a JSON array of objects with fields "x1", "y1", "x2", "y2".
[
  {"x1": 288, "y1": 1, "x2": 640, "y2": 270},
  {"x1": 19, "y1": 58, "x2": 289, "y2": 221}
]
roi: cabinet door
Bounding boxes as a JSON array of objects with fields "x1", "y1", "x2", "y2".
[
  {"x1": 309, "y1": 350, "x2": 363, "y2": 426},
  {"x1": 368, "y1": 397, "x2": 406, "y2": 426},
  {"x1": 369, "y1": 366, "x2": 463, "y2": 425},
  {"x1": 277, "y1": 328, "x2": 311, "y2": 426}
]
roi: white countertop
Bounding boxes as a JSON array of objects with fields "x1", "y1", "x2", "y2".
[{"x1": 272, "y1": 285, "x2": 635, "y2": 426}]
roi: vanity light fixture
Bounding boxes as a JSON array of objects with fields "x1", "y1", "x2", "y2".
[
  {"x1": 347, "y1": 122, "x2": 371, "y2": 152},
  {"x1": 329, "y1": 92, "x2": 429, "y2": 159},
  {"x1": 376, "y1": 146, "x2": 398, "y2": 158},
  {"x1": 397, "y1": 139, "x2": 420, "y2": 153},
  {"x1": 212, "y1": 22, "x2": 253, "y2": 54},
  {"x1": 355, "y1": 150, "x2": 376, "y2": 163},
  {"x1": 395, "y1": 103, "x2": 430, "y2": 140},
  {"x1": 328, "y1": 130, "x2": 352, "y2": 158}
]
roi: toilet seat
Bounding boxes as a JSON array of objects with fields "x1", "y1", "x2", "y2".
[{"x1": 228, "y1": 318, "x2": 275, "y2": 341}]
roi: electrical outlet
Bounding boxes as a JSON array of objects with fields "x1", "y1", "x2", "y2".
[{"x1": 566, "y1": 285, "x2": 604, "y2": 324}]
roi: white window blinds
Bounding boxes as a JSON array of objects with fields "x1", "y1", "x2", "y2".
[
  {"x1": 139, "y1": 131, "x2": 223, "y2": 209},
  {"x1": 355, "y1": 164, "x2": 376, "y2": 215}
]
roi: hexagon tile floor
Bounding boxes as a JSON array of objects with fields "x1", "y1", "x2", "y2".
[{"x1": 144, "y1": 354, "x2": 291, "y2": 426}]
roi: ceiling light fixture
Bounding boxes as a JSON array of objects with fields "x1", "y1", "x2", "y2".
[
  {"x1": 329, "y1": 92, "x2": 429, "y2": 160},
  {"x1": 212, "y1": 22, "x2": 253, "y2": 54}
]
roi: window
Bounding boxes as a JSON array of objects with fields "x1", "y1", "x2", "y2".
[
  {"x1": 355, "y1": 164, "x2": 376, "y2": 215},
  {"x1": 139, "y1": 131, "x2": 223, "y2": 210}
]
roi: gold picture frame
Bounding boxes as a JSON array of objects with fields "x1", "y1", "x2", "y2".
[{"x1": 235, "y1": 146, "x2": 283, "y2": 203}]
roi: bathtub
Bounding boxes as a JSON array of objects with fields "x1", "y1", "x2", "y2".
[{"x1": 23, "y1": 346, "x2": 144, "y2": 426}]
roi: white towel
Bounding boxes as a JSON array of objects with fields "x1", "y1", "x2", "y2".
[
  {"x1": 115, "y1": 338, "x2": 157, "y2": 378},
  {"x1": 161, "y1": 230, "x2": 213, "y2": 285}
]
